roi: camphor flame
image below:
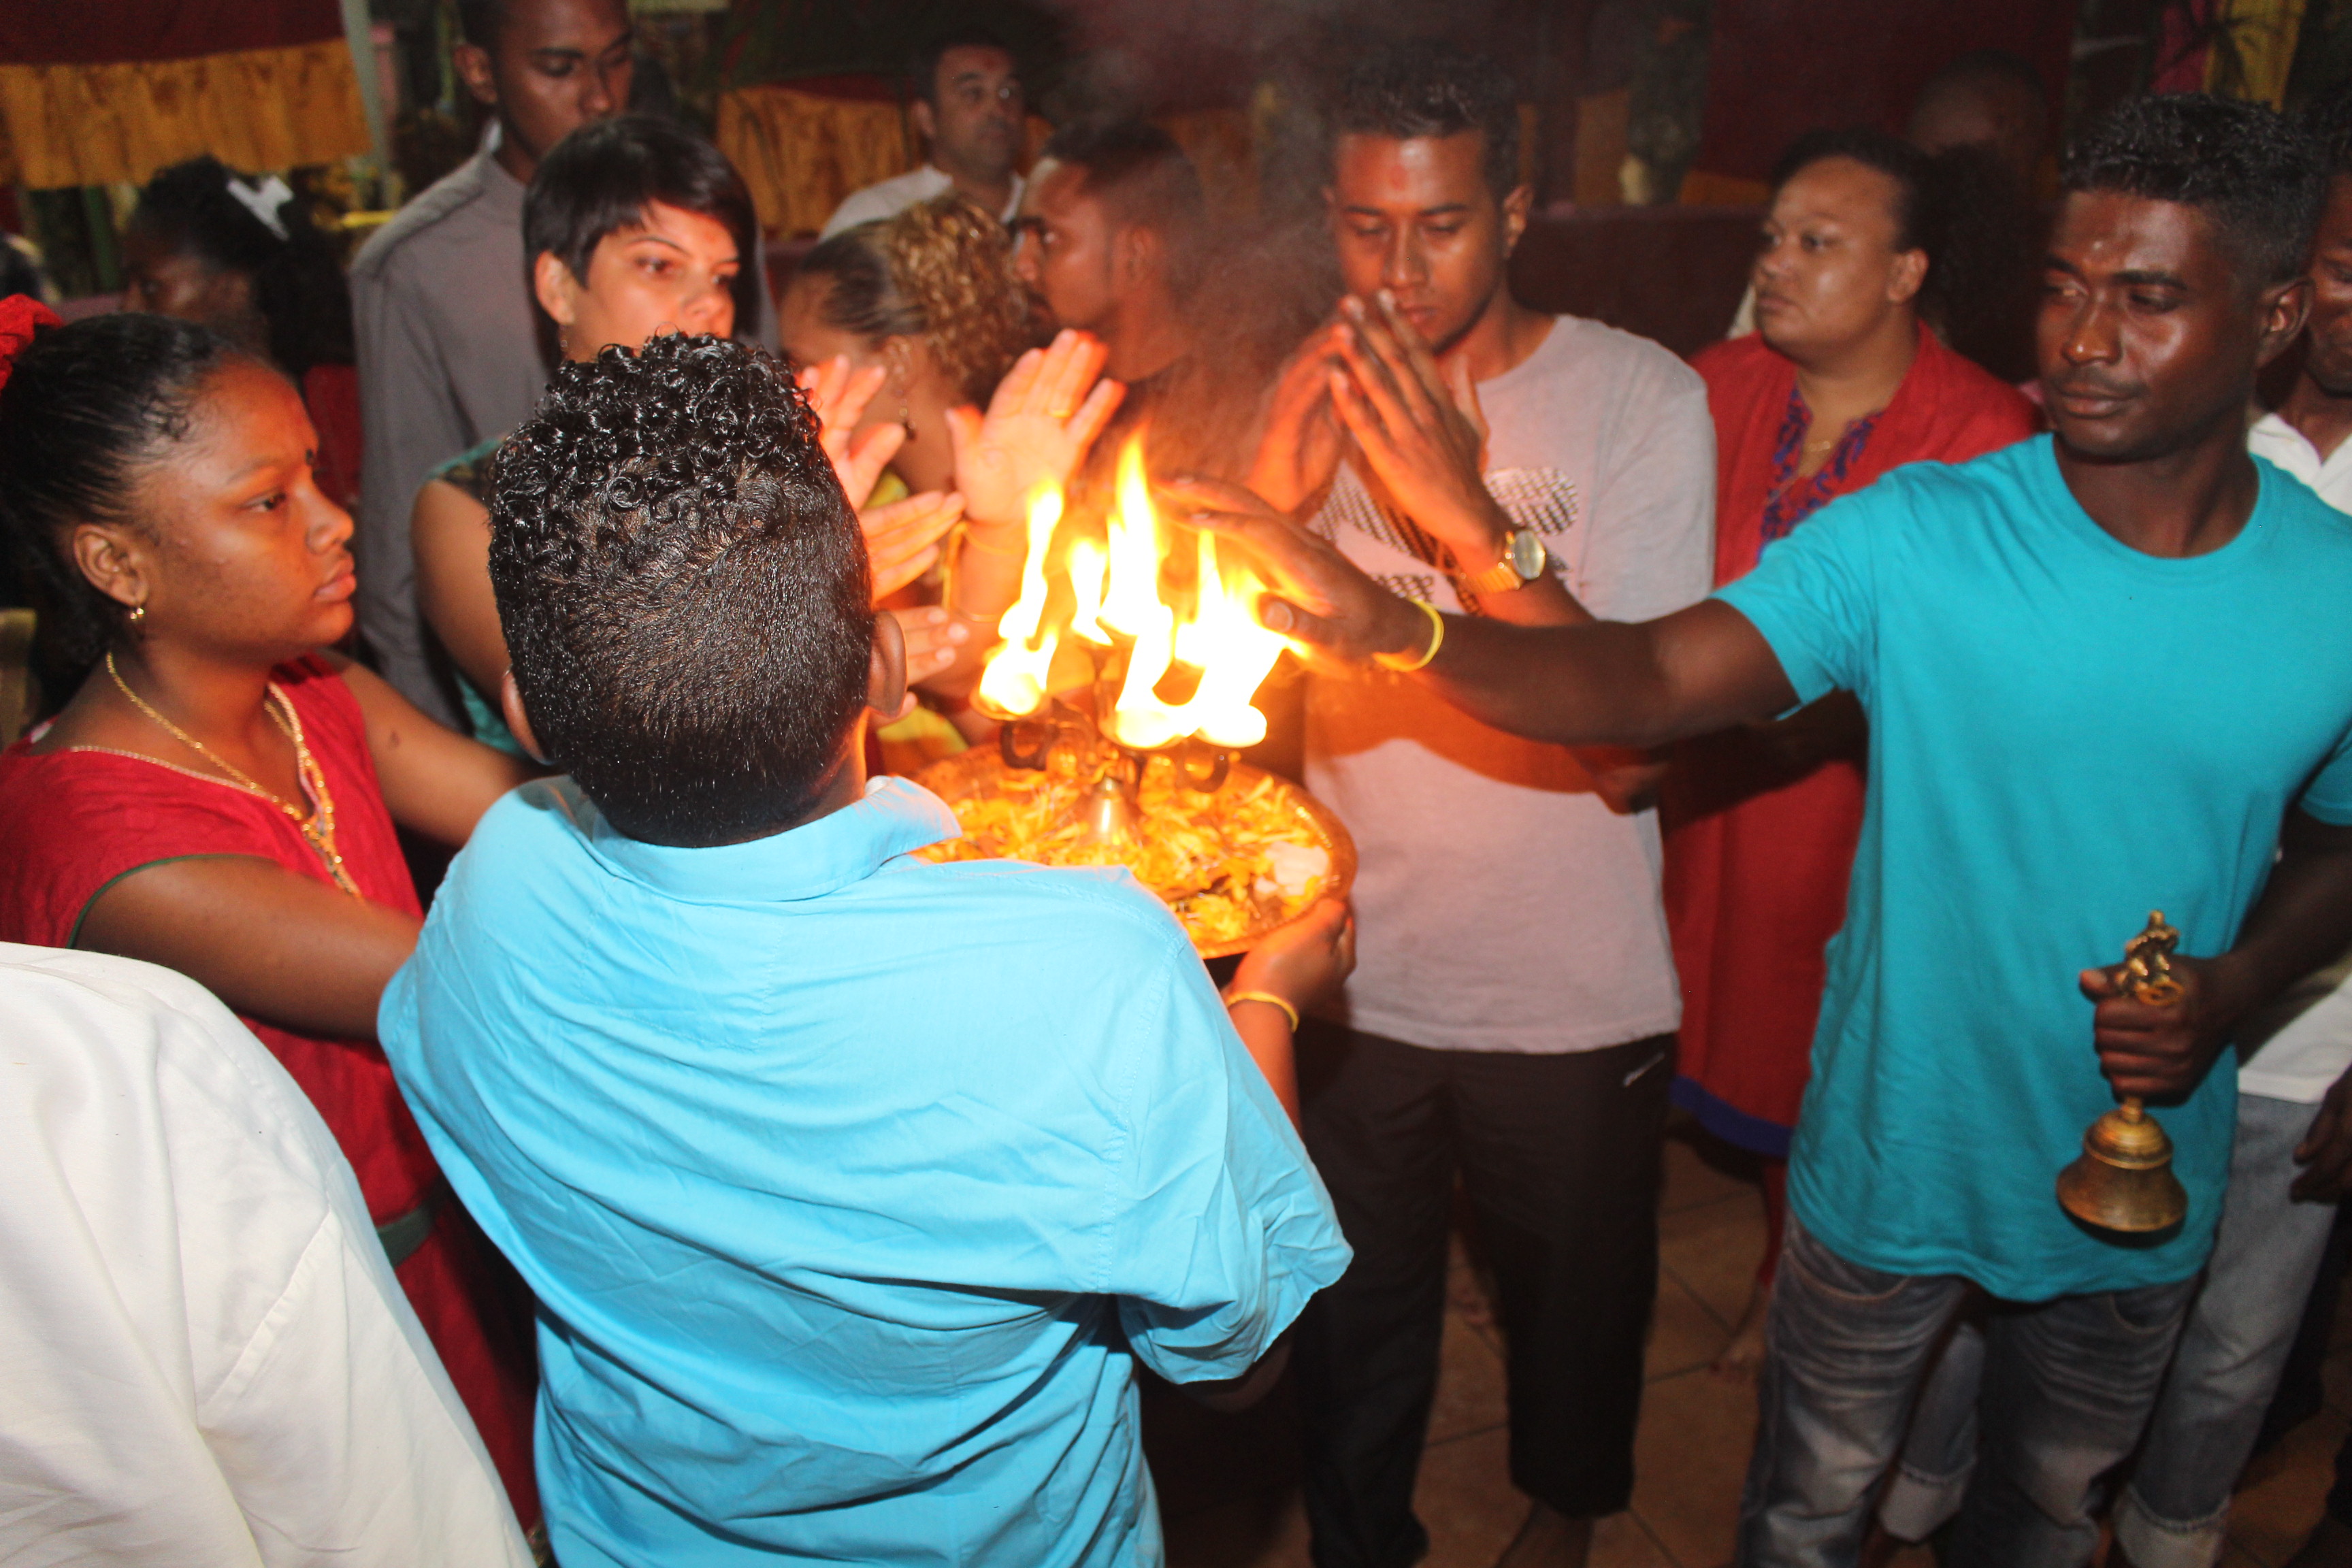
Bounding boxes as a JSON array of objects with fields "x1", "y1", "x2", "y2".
[
  {"x1": 973, "y1": 485, "x2": 1064, "y2": 719},
  {"x1": 976, "y1": 436, "x2": 1290, "y2": 750}
]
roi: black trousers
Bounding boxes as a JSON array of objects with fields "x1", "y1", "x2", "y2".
[{"x1": 1294, "y1": 1025, "x2": 1673, "y2": 1568}]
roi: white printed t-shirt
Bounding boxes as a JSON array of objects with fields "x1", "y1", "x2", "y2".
[
  {"x1": 1304, "y1": 314, "x2": 1716, "y2": 1054},
  {"x1": 2238, "y1": 411, "x2": 2352, "y2": 1105}
]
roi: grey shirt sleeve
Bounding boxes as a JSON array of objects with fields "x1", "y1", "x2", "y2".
[{"x1": 351, "y1": 248, "x2": 472, "y2": 726}]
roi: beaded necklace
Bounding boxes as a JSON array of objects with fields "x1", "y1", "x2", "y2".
[{"x1": 104, "y1": 651, "x2": 361, "y2": 897}]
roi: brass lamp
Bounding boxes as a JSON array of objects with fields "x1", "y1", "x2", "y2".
[{"x1": 2056, "y1": 912, "x2": 2190, "y2": 1235}]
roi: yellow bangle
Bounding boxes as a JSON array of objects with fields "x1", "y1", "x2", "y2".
[
  {"x1": 1224, "y1": 990, "x2": 1301, "y2": 1032},
  {"x1": 1373, "y1": 597, "x2": 1446, "y2": 672},
  {"x1": 960, "y1": 523, "x2": 1026, "y2": 558}
]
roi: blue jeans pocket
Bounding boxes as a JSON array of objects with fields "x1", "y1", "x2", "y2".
[{"x1": 1783, "y1": 1223, "x2": 1915, "y2": 1306}]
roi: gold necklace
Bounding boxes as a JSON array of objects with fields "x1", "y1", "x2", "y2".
[{"x1": 105, "y1": 650, "x2": 362, "y2": 897}]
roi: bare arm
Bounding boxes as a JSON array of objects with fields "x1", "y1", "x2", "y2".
[
  {"x1": 327, "y1": 654, "x2": 534, "y2": 845},
  {"x1": 1181, "y1": 1330, "x2": 1293, "y2": 1414},
  {"x1": 1221, "y1": 898, "x2": 1356, "y2": 1128},
  {"x1": 410, "y1": 478, "x2": 508, "y2": 700},
  {"x1": 78, "y1": 856, "x2": 418, "y2": 1041},
  {"x1": 1171, "y1": 478, "x2": 1797, "y2": 749}
]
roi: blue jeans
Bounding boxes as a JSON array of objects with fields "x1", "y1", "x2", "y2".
[
  {"x1": 1737, "y1": 1215, "x2": 2197, "y2": 1567},
  {"x1": 2112, "y1": 1093, "x2": 2336, "y2": 1568}
]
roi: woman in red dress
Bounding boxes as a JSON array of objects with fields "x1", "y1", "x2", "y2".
[
  {"x1": 1664, "y1": 130, "x2": 2039, "y2": 1374},
  {"x1": 0, "y1": 305, "x2": 542, "y2": 1529}
]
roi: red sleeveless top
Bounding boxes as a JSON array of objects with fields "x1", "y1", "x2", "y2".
[{"x1": 0, "y1": 656, "x2": 434, "y2": 1220}]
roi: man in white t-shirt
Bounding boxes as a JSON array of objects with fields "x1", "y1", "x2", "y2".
[
  {"x1": 2111, "y1": 127, "x2": 2352, "y2": 1568},
  {"x1": 820, "y1": 33, "x2": 1024, "y2": 238},
  {"x1": 0, "y1": 945, "x2": 529, "y2": 1567},
  {"x1": 1245, "y1": 44, "x2": 1712, "y2": 1568}
]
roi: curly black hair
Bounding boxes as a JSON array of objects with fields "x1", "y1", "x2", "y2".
[
  {"x1": 2063, "y1": 93, "x2": 2326, "y2": 290},
  {"x1": 1333, "y1": 42, "x2": 1520, "y2": 201},
  {"x1": 0, "y1": 312, "x2": 242, "y2": 674},
  {"x1": 488, "y1": 332, "x2": 870, "y2": 847}
]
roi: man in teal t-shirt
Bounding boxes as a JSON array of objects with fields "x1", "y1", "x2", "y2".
[{"x1": 1183, "y1": 94, "x2": 2352, "y2": 1568}]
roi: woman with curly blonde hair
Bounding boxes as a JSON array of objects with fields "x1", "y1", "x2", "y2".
[{"x1": 783, "y1": 193, "x2": 1124, "y2": 711}]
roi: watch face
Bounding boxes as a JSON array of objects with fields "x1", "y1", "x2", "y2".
[{"x1": 1508, "y1": 527, "x2": 1548, "y2": 580}]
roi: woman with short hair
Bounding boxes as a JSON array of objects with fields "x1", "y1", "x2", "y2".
[{"x1": 412, "y1": 116, "x2": 975, "y2": 749}]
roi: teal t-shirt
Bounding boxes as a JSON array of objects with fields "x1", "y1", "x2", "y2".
[{"x1": 1717, "y1": 436, "x2": 2352, "y2": 1299}]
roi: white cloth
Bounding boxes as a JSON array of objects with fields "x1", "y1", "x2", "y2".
[
  {"x1": 2235, "y1": 413, "x2": 2352, "y2": 1103},
  {"x1": 1304, "y1": 315, "x2": 1717, "y2": 1054},
  {"x1": 820, "y1": 163, "x2": 1024, "y2": 238},
  {"x1": 0, "y1": 944, "x2": 531, "y2": 1568}
]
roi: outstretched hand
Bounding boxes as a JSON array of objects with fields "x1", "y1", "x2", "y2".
[
  {"x1": 862, "y1": 490, "x2": 964, "y2": 600},
  {"x1": 2078, "y1": 954, "x2": 2240, "y2": 1102},
  {"x1": 1163, "y1": 475, "x2": 1430, "y2": 666},
  {"x1": 947, "y1": 329, "x2": 1126, "y2": 527},
  {"x1": 800, "y1": 355, "x2": 906, "y2": 510}
]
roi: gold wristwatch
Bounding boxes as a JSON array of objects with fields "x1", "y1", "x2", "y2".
[{"x1": 1454, "y1": 526, "x2": 1549, "y2": 596}]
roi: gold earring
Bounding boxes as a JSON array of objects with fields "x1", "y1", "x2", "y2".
[
  {"x1": 127, "y1": 602, "x2": 146, "y2": 625},
  {"x1": 898, "y1": 404, "x2": 913, "y2": 440}
]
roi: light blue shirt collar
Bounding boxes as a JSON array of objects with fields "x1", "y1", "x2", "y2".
[{"x1": 581, "y1": 776, "x2": 958, "y2": 904}]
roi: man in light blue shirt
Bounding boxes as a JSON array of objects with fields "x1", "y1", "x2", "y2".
[
  {"x1": 380, "y1": 331, "x2": 1349, "y2": 1567},
  {"x1": 1184, "y1": 95, "x2": 2352, "y2": 1568}
]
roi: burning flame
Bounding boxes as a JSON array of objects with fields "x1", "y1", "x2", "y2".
[
  {"x1": 975, "y1": 437, "x2": 1289, "y2": 751},
  {"x1": 973, "y1": 485, "x2": 1063, "y2": 719}
]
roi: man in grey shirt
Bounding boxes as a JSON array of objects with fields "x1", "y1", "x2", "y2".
[{"x1": 350, "y1": 0, "x2": 634, "y2": 723}]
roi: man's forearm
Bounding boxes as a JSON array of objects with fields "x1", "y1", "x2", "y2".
[
  {"x1": 1395, "y1": 600, "x2": 1796, "y2": 751},
  {"x1": 2212, "y1": 811, "x2": 2352, "y2": 1028}
]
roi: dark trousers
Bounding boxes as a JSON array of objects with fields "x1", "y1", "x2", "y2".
[{"x1": 1294, "y1": 1025, "x2": 1673, "y2": 1568}]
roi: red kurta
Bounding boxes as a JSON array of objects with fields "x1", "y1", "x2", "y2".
[
  {"x1": 0, "y1": 657, "x2": 538, "y2": 1525},
  {"x1": 1663, "y1": 325, "x2": 2038, "y2": 1155}
]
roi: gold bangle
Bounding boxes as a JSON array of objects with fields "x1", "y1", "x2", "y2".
[
  {"x1": 1373, "y1": 598, "x2": 1446, "y2": 672},
  {"x1": 960, "y1": 523, "x2": 1027, "y2": 558},
  {"x1": 1224, "y1": 990, "x2": 1301, "y2": 1032}
]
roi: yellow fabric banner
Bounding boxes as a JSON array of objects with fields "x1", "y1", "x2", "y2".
[
  {"x1": 717, "y1": 85, "x2": 915, "y2": 238},
  {"x1": 2207, "y1": 0, "x2": 2308, "y2": 108},
  {"x1": 0, "y1": 37, "x2": 370, "y2": 190}
]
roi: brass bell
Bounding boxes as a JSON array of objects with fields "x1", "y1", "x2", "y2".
[
  {"x1": 2057, "y1": 911, "x2": 2190, "y2": 1235},
  {"x1": 2057, "y1": 1098, "x2": 2188, "y2": 1233},
  {"x1": 1072, "y1": 770, "x2": 1141, "y2": 847}
]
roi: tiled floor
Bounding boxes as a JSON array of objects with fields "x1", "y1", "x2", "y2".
[{"x1": 1143, "y1": 1115, "x2": 2351, "y2": 1568}]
